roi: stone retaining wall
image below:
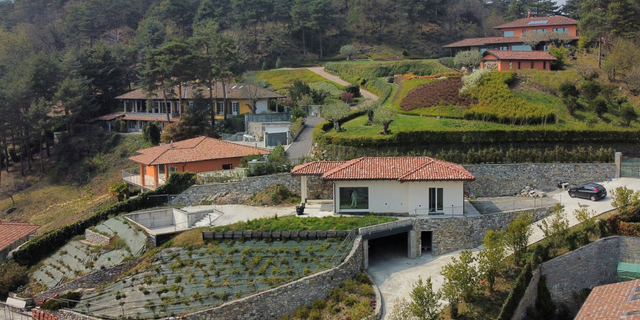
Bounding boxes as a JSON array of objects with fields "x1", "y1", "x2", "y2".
[
  {"x1": 35, "y1": 257, "x2": 144, "y2": 300},
  {"x1": 247, "y1": 122, "x2": 292, "y2": 140},
  {"x1": 417, "y1": 208, "x2": 548, "y2": 256},
  {"x1": 512, "y1": 236, "x2": 640, "y2": 320},
  {"x1": 84, "y1": 230, "x2": 110, "y2": 246},
  {"x1": 181, "y1": 236, "x2": 363, "y2": 320},
  {"x1": 172, "y1": 174, "x2": 330, "y2": 205},
  {"x1": 58, "y1": 310, "x2": 101, "y2": 320},
  {"x1": 464, "y1": 163, "x2": 616, "y2": 197}
]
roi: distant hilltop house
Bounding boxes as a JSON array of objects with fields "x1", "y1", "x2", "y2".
[
  {"x1": 443, "y1": 15, "x2": 577, "y2": 71},
  {"x1": 123, "y1": 136, "x2": 269, "y2": 190},
  {"x1": 92, "y1": 83, "x2": 285, "y2": 132}
]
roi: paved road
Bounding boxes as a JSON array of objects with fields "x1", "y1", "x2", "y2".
[
  {"x1": 306, "y1": 67, "x2": 379, "y2": 100},
  {"x1": 285, "y1": 116, "x2": 325, "y2": 162},
  {"x1": 369, "y1": 177, "x2": 640, "y2": 319}
]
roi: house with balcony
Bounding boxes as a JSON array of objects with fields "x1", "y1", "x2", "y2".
[
  {"x1": 93, "y1": 83, "x2": 285, "y2": 132},
  {"x1": 123, "y1": 136, "x2": 269, "y2": 190},
  {"x1": 443, "y1": 15, "x2": 579, "y2": 56}
]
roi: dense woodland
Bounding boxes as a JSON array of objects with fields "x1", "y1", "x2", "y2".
[{"x1": 0, "y1": 0, "x2": 639, "y2": 183}]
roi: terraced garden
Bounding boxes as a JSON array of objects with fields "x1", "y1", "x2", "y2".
[
  {"x1": 32, "y1": 217, "x2": 147, "y2": 289},
  {"x1": 75, "y1": 237, "x2": 354, "y2": 318}
]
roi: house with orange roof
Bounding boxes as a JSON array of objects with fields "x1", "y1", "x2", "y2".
[
  {"x1": 0, "y1": 221, "x2": 40, "y2": 260},
  {"x1": 124, "y1": 136, "x2": 269, "y2": 189},
  {"x1": 443, "y1": 15, "x2": 578, "y2": 56},
  {"x1": 481, "y1": 50, "x2": 557, "y2": 71},
  {"x1": 575, "y1": 279, "x2": 640, "y2": 320},
  {"x1": 291, "y1": 157, "x2": 475, "y2": 215}
]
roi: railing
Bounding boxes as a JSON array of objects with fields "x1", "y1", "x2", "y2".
[
  {"x1": 0, "y1": 303, "x2": 32, "y2": 320},
  {"x1": 121, "y1": 170, "x2": 162, "y2": 190},
  {"x1": 413, "y1": 206, "x2": 466, "y2": 216},
  {"x1": 469, "y1": 196, "x2": 559, "y2": 215}
]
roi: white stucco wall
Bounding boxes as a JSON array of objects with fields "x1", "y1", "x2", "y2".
[
  {"x1": 256, "y1": 100, "x2": 268, "y2": 114},
  {"x1": 333, "y1": 180, "x2": 464, "y2": 214}
]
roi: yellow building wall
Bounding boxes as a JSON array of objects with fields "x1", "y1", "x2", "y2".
[{"x1": 213, "y1": 99, "x2": 258, "y2": 120}]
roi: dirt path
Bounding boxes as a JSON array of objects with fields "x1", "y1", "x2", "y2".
[{"x1": 305, "y1": 67, "x2": 379, "y2": 100}]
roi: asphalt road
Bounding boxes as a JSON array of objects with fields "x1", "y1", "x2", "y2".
[{"x1": 285, "y1": 116, "x2": 325, "y2": 162}]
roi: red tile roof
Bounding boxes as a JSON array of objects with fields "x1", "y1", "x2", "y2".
[
  {"x1": 575, "y1": 279, "x2": 640, "y2": 320},
  {"x1": 291, "y1": 161, "x2": 348, "y2": 176},
  {"x1": 293, "y1": 157, "x2": 475, "y2": 182},
  {"x1": 483, "y1": 50, "x2": 557, "y2": 61},
  {"x1": 130, "y1": 136, "x2": 270, "y2": 166},
  {"x1": 494, "y1": 16, "x2": 578, "y2": 29},
  {"x1": 443, "y1": 37, "x2": 527, "y2": 48},
  {"x1": 116, "y1": 83, "x2": 285, "y2": 100},
  {"x1": 0, "y1": 221, "x2": 40, "y2": 252}
]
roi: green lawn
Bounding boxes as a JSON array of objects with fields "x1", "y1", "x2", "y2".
[{"x1": 253, "y1": 69, "x2": 344, "y2": 92}]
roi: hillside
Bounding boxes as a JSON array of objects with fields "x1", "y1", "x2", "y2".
[{"x1": 0, "y1": 134, "x2": 152, "y2": 234}]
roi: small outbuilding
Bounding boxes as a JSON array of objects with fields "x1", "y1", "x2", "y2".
[
  {"x1": 0, "y1": 221, "x2": 40, "y2": 260},
  {"x1": 481, "y1": 50, "x2": 557, "y2": 71},
  {"x1": 291, "y1": 157, "x2": 475, "y2": 215},
  {"x1": 125, "y1": 136, "x2": 269, "y2": 189}
]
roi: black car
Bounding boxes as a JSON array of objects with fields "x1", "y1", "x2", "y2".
[{"x1": 568, "y1": 183, "x2": 607, "y2": 201}]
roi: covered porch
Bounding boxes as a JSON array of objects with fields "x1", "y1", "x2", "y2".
[{"x1": 122, "y1": 163, "x2": 173, "y2": 190}]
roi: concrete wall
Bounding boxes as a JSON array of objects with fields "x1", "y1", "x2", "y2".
[
  {"x1": 334, "y1": 180, "x2": 463, "y2": 214},
  {"x1": 179, "y1": 236, "x2": 364, "y2": 320},
  {"x1": 126, "y1": 208, "x2": 176, "y2": 229},
  {"x1": 512, "y1": 236, "x2": 640, "y2": 320},
  {"x1": 416, "y1": 208, "x2": 548, "y2": 256},
  {"x1": 464, "y1": 163, "x2": 616, "y2": 197},
  {"x1": 247, "y1": 122, "x2": 292, "y2": 140}
]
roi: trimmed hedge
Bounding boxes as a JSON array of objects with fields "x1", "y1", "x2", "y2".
[
  {"x1": 497, "y1": 262, "x2": 533, "y2": 320},
  {"x1": 324, "y1": 60, "x2": 453, "y2": 80},
  {"x1": 12, "y1": 172, "x2": 196, "y2": 267}
]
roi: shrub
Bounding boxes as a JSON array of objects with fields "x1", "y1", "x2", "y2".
[
  {"x1": 497, "y1": 263, "x2": 533, "y2": 320},
  {"x1": 439, "y1": 57, "x2": 455, "y2": 68},
  {"x1": 345, "y1": 84, "x2": 361, "y2": 98},
  {"x1": 453, "y1": 50, "x2": 482, "y2": 70},
  {"x1": 0, "y1": 261, "x2": 28, "y2": 300},
  {"x1": 400, "y1": 77, "x2": 476, "y2": 111},
  {"x1": 548, "y1": 46, "x2": 567, "y2": 70},
  {"x1": 621, "y1": 104, "x2": 638, "y2": 126},
  {"x1": 459, "y1": 69, "x2": 490, "y2": 95},
  {"x1": 143, "y1": 122, "x2": 161, "y2": 146},
  {"x1": 340, "y1": 92, "x2": 354, "y2": 103},
  {"x1": 289, "y1": 117, "x2": 305, "y2": 139},
  {"x1": 311, "y1": 299, "x2": 326, "y2": 310},
  {"x1": 108, "y1": 181, "x2": 130, "y2": 201}
]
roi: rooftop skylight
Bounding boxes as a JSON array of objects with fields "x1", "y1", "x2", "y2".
[{"x1": 528, "y1": 20, "x2": 549, "y2": 25}]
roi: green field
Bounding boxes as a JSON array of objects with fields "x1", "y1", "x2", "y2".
[{"x1": 253, "y1": 69, "x2": 344, "y2": 92}]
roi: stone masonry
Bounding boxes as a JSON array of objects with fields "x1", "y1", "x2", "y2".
[
  {"x1": 464, "y1": 163, "x2": 616, "y2": 197},
  {"x1": 84, "y1": 229, "x2": 110, "y2": 246},
  {"x1": 512, "y1": 236, "x2": 640, "y2": 319},
  {"x1": 247, "y1": 122, "x2": 292, "y2": 140},
  {"x1": 171, "y1": 174, "x2": 330, "y2": 205},
  {"x1": 35, "y1": 257, "x2": 144, "y2": 301},
  {"x1": 416, "y1": 208, "x2": 548, "y2": 256},
  {"x1": 180, "y1": 237, "x2": 363, "y2": 320}
]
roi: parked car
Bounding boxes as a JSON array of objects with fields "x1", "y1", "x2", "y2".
[{"x1": 568, "y1": 183, "x2": 607, "y2": 201}]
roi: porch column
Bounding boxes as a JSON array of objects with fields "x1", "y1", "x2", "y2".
[
  {"x1": 140, "y1": 164, "x2": 145, "y2": 186},
  {"x1": 164, "y1": 164, "x2": 169, "y2": 182},
  {"x1": 408, "y1": 229, "x2": 417, "y2": 259},
  {"x1": 123, "y1": 101, "x2": 126, "y2": 113},
  {"x1": 154, "y1": 166, "x2": 159, "y2": 189},
  {"x1": 301, "y1": 176, "x2": 308, "y2": 203}
]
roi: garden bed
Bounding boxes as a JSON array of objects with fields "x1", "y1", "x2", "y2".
[{"x1": 75, "y1": 237, "x2": 355, "y2": 318}]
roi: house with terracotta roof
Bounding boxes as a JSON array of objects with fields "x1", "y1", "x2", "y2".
[
  {"x1": 93, "y1": 82, "x2": 285, "y2": 132},
  {"x1": 443, "y1": 16, "x2": 578, "y2": 63},
  {"x1": 0, "y1": 221, "x2": 39, "y2": 260},
  {"x1": 124, "y1": 136, "x2": 269, "y2": 189},
  {"x1": 481, "y1": 50, "x2": 557, "y2": 71},
  {"x1": 575, "y1": 279, "x2": 640, "y2": 319},
  {"x1": 291, "y1": 157, "x2": 475, "y2": 215}
]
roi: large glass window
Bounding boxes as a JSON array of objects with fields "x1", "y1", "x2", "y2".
[
  {"x1": 503, "y1": 30, "x2": 515, "y2": 37},
  {"x1": 339, "y1": 187, "x2": 369, "y2": 210},
  {"x1": 553, "y1": 27, "x2": 568, "y2": 34},
  {"x1": 511, "y1": 45, "x2": 532, "y2": 51},
  {"x1": 429, "y1": 188, "x2": 443, "y2": 212}
]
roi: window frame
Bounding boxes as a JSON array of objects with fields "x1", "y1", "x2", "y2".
[
  {"x1": 222, "y1": 164, "x2": 233, "y2": 170},
  {"x1": 503, "y1": 30, "x2": 515, "y2": 38},
  {"x1": 338, "y1": 187, "x2": 369, "y2": 212},
  {"x1": 217, "y1": 101, "x2": 225, "y2": 115},
  {"x1": 231, "y1": 101, "x2": 239, "y2": 115},
  {"x1": 429, "y1": 187, "x2": 444, "y2": 213}
]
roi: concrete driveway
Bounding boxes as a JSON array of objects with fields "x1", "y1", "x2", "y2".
[{"x1": 370, "y1": 177, "x2": 640, "y2": 319}]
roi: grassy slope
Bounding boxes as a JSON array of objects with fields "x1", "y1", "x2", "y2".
[
  {"x1": 254, "y1": 69, "x2": 345, "y2": 92},
  {"x1": 0, "y1": 134, "x2": 151, "y2": 234}
]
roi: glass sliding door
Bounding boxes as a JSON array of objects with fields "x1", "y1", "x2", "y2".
[{"x1": 429, "y1": 187, "x2": 444, "y2": 213}]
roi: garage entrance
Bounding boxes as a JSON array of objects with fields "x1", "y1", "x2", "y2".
[
  {"x1": 368, "y1": 232, "x2": 409, "y2": 263},
  {"x1": 359, "y1": 220, "x2": 418, "y2": 269}
]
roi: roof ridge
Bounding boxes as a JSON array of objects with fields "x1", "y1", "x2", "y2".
[
  {"x1": 215, "y1": 138, "x2": 270, "y2": 153},
  {"x1": 322, "y1": 158, "x2": 364, "y2": 179},
  {"x1": 397, "y1": 158, "x2": 434, "y2": 181}
]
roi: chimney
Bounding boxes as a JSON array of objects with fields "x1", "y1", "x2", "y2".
[{"x1": 527, "y1": 10, "x2": 532, "y2": 18}]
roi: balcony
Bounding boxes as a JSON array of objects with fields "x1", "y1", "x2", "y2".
[{"x1": 122, "y1": 170, "x2": 166, "y2": 190}]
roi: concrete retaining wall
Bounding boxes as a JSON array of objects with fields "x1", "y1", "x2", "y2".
[
  {"x1": 512, "y1": 236, "x2": 640, "y2": 320},
  {"x1": 417, "y1": 208, "x2": 548, "y2": 256},
  {"x1": 464, "y1": 163, "x2": 616, "y2": 197},
  {"x1": 180, "y1": 236, "x2": 364, "y2": 320}
]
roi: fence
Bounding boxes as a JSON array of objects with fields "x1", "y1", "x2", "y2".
[
  {"x1": 221, "y1": 132, "x2": 255, "y2": 142},
  {"x1": 0, "y1": 303, "x2": 32, "y2": 320}
]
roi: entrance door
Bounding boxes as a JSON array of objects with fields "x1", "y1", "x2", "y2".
[{"x1": 421, "y1": 231, "x2": 432, "y2": 253}]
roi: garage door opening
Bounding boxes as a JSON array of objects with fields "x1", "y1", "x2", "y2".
[
  {"x1": 421, "y1": 231, "x2": 432, "y2": 253},
  {"x1": 368, "y1": 232, "x2": 409, "y2": 264}
]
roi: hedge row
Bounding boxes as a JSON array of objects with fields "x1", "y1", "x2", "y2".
[
  {"x1": 497, "y1": 263, "x2": 533, "y2": 320},
  {"x1": 12, "y1": 172, "x2": 196, "y2": 267},
  {"x1": 324, "y1": 60, "x2": 452, "y2": 79},
  {"x1": 317, "y1": 127, "x2": 640, "y2": 148},
  {"x1": 361, "y1": 78, "x2": 394, "y2": 104}
]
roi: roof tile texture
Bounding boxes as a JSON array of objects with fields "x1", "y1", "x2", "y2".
[
  {"x1": 292, "y1": 157, "x2": 475, "y2": 182},
  {"x1": 0, "y1": 221, "x2": 40, "y2": 252},
  {"x1": 576, "y1": 279, "x2": 640, "y2": 320},
  {"x1": 484, "y1": 50, "x2": 557, "y2": 60},
  {"x1": 130, "y1": 136, "x2": 270, "y2": 166},
  {"x1": 291, "y1": 161, "x2": 348, "y2": 176}
]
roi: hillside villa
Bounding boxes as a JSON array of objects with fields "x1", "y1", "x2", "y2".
[
  {"x1": 481, "y1": 50, "x2": 557, "y2": 71},
  {"x1": 123, "y1": 136, "x2": 269, "y2": 190},
  {"x1": 291, "y1": 157, "x2": 476, "y2": 215},
  {"x1": 93, "y1": 83, "x2": 285, "y2": 132}
]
